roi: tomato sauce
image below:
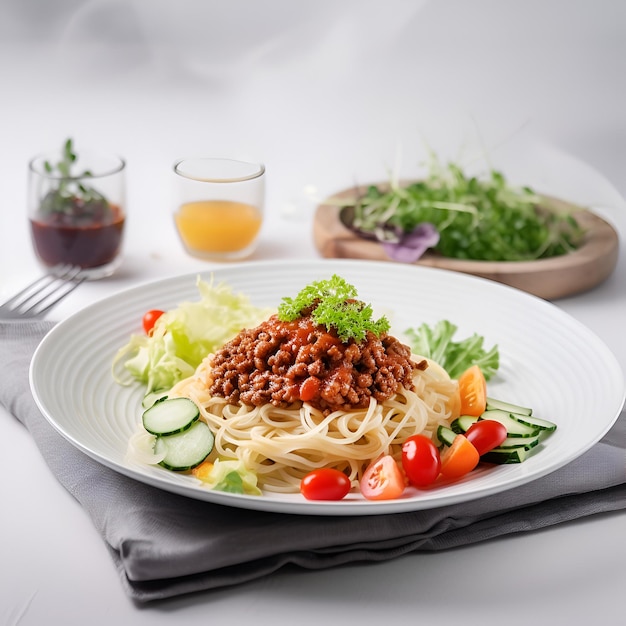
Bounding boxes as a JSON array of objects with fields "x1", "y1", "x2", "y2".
[{"x1": 30, "y1": 203, "x2": 125, "y2": 269}]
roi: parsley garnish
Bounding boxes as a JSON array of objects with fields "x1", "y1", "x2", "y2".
[{"x1": 277, "y1": 275, "x2": 390, "y2": 343}]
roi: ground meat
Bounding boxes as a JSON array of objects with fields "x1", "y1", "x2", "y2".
[{"x1": 208, "y1": 313, "x2": 426, "y2": 414}]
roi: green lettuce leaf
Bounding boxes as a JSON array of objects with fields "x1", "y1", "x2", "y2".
[{"x1": 405, "y1": 320, "x2": 499, "y2": 380}]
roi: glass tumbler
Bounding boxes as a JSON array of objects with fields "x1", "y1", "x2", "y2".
[
  {"x1": 173, "y1": 157, "x2": 265, "y2": 261},
  {"x1": 28, "y1": 143, "x2": 126, "y2": 279}
]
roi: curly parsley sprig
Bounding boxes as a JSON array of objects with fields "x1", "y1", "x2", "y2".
[{"x1": 277, "y1": 275, "x2": 390, "y2": 343}]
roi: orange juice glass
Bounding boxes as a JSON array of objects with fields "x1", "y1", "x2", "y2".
[{"x1": 173, "y1": 157, "x2": 265, "y2": 260}]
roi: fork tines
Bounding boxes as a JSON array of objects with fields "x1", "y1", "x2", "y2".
[{"x1": 1, "y1": 265, "x2": 86, "y2": 319}]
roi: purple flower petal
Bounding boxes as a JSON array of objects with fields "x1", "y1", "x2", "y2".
[{"x1": 382, "y1": 223, "x2": 440, "y2": 263}]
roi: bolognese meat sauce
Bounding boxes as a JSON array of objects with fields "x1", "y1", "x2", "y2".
[{"x1": 208, "y1": 311, "x2": 426, "y2": 414}]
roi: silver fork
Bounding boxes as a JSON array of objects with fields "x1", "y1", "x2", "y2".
[{"x1": 0, "y1": 265, "x2": 86, "y2": 320}]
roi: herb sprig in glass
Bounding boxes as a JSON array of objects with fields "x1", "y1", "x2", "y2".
[{"x1": 38, "y1": 138, "x2": 112, "y2": 223}]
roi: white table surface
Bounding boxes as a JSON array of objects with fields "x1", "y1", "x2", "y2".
[{"x1": 1, "y1": 1, "x2": 625, "y2": 624}]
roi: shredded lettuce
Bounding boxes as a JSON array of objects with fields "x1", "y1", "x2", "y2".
[
  {"x1": 199, "y1": 459, "x2": 262, "y2": 495},
  {"x1": 113, "y1": 276, "x2": 273, "y2": 395},
  {"x1": 405, "y1": 320, "x2": 499, "y2": 380}
]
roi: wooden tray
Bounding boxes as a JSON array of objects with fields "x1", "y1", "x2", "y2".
[{"x1": 313, "y1": 184, "x2": 619, "y2": 300}]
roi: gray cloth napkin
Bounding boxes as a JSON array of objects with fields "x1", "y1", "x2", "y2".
[{"x1": 2, "y1": 321, "x2": 625, "y2": 603}]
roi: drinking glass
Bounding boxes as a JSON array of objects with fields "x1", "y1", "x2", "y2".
[
  {"x1": 28, "y1": 141, "x2": 126, "y2": 279},
  {"x1": 173, "y1": 157, "x2": 265, "y2": 261}
]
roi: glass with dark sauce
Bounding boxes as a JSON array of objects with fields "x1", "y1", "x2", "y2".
[{"x1": 28, "y1": 141, "x2": 126, "y2": 279}]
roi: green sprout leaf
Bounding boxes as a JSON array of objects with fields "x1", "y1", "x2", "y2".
[{"x1": 345, "y1": 153, "x2": 584, "y2": 261}]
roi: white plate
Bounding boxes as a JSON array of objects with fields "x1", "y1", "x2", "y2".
[{"x1": 30, "y1": 259, "x2": 625, "y2": 515}]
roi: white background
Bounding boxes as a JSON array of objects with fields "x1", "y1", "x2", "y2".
[
  {"x1": 1, "y1": 0, "x2": 625, "y2": 283},
  {"x1": 1, "y1": 1, "x2": 625, "y2": 624}
]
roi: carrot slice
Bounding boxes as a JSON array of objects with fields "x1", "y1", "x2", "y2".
[
  {"x1": 440, "y1": 434, "x2": 480, "y2": 479},
  {"x1": 457, "y1": 364, "x2": 487, "y2": 417}
]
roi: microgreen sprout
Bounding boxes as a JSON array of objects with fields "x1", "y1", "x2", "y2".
[{"x1": 344, "y1": 154, "x2": 584, "y2": 262}]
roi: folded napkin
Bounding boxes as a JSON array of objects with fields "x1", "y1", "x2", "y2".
[{"x1": 2, "y1": 321, "x2": 625, "y2": 603}]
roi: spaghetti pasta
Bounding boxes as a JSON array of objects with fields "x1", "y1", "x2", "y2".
[{"x1": 170, "y1": 355, "x2": 459, "y2": 493}]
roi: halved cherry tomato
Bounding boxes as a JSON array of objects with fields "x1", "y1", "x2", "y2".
[
  {"x1": 360, "y1": 455, "x2": 406, "y2": 501},
  {"x1": 440, "y1": 434, "x2": 480, "y2": 479},
  {"x1": 465, "y1": 419, "x2": 507, "y2": 455},
  {"x1": 401, "y1": 434, "x2": 441, "y2": 487},
  {"x1": 457, "y1": 364, "x2": 487, "y2": 417},
  {"x1": 300, "y1": 468, "x2": 351, "y2": 501},
  {"x1": 142, "y1": 309, "x2": 165, "y2": 335}
]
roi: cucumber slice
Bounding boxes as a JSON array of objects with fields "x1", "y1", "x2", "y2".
[
  {"x1": 142, "y1": 389, "x2": 170, "y2": 410},
  {"x1": 486, "y1": 397, "x2": 532, "y2": 416},
  {"x1": 143, "y1": 397, "x2": 199, "y2": 436},
  {"x1": 497, "y1": 433, "x2": 541, "y2": 450},
  {"x1": 508, "y1": 412, "x2": 557, "y2": 433},
  {"x1": 437, "y1": 425, "x2": 457, "y2": 447},
  {"x1": 155, "y1": 420, "x2": 215, "y2": 471},
  {"x1": 451, "y1": 415, "x2": 479, "y2": 434},
  {"x1": 479, "y1": 409, "x2": 540, "y2": 438},
  {"x1": 481, "y1": 446, "x2": 530, "y2": 464}
]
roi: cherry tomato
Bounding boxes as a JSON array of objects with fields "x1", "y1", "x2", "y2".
[
  {"x1": 300, "y1": 468, "x2": 351, "y2": 501},
  {"x1": 401, "y1": 434, "x2": 441, "y2": 487},
  {"x1": 299, "y1": 376, "x2": 321, "y2": 402},
  {"x1": 465, "y1": 419, "x2": 507, "y2": 456},
  {"x1": 142, "y1": 309, "x2": 165, "y2": 335},
  {"x1": 457, "y1": 364, "x2": 487, "y2": 417},
  {"x1": 360, "y1": 455, "x2": 406, "y2": 501},
  {"x1": 440, "y1": 434, "x2": 480, "y2": 479}
]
